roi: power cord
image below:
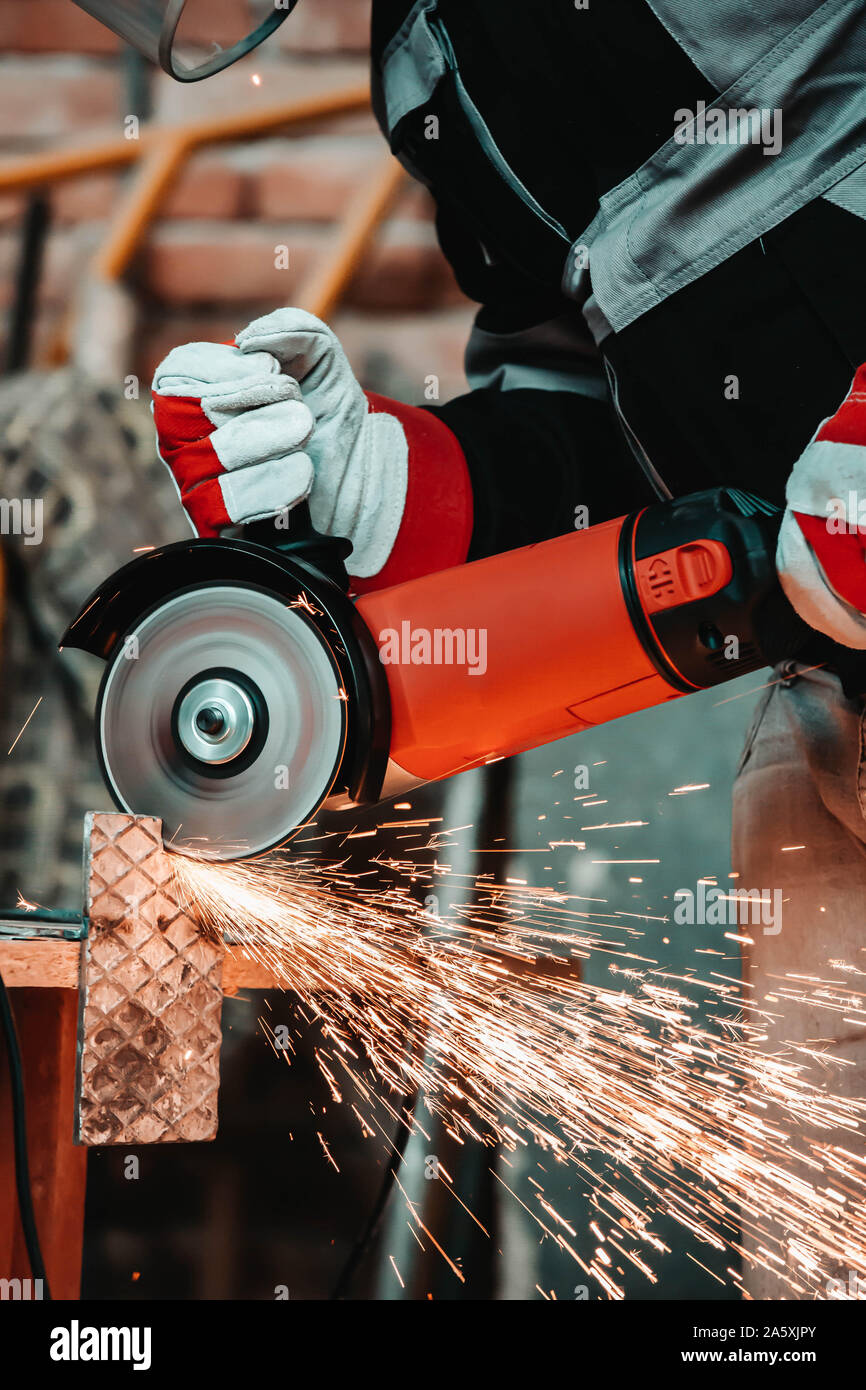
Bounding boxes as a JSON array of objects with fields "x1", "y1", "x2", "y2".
[
  {"x1": 330, "y1": 1083, "x2": 417, "y2": 1301},
  {"x1": 0, "y1": 965, "x2": 52, "y2": 1299}
]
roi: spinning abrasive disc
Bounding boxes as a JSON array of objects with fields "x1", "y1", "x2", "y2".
[{"x1": 97, "y1": 584, "x2": 347, "y2": 858}]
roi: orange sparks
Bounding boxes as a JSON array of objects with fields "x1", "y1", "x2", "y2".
[
  {"x1": 289, "y1": 592, "x2": 320, "y2": 616},
  {"x1": 172, "y1": 849, "x2": 866, "y2": 1299},
  {"x1": 7, "y1": 696, "x2": 42, "y2": 755}
]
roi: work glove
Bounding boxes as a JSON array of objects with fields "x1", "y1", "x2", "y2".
[
  {"x1": 152, "y1": 309, "x2": 409, "y2": 578},
  {"x1": 152, "y1": 337, "x2": 315, "y2": 535},
  {"x1": 153, "y1": 308, "x2": 473, "y2": 586},
  {"x1": 777, "y1": 364, "x2": 866, "y2": 648}
]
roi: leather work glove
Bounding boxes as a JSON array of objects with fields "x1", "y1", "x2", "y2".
[
  {"x1": 777, "y1": 364, "x2": 866, "y2": 649},
  {"x1": 152, "y1": 309, "x2": 413, "y2": 579}
]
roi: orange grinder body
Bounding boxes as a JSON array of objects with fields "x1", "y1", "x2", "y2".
[
  {"x1": 63, "y1": 485, "x2": 787, "y2": 857},
  {"x1": 358, "y1": 487, "x2": 783, "y2": 794}
]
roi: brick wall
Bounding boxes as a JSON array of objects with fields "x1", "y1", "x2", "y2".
[{"x1": 0, "y1": 0, "x2": 474, "y2": 401}]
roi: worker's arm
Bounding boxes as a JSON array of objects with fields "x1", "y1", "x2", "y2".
[{"x1": 427, "y1": 377, "x2": 643, "y2": 564}]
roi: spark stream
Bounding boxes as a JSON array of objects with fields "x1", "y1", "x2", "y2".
[{"x1": 173, "y1": 851, "x2": 866, "y2": 1299}]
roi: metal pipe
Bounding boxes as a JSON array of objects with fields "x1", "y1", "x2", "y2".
[
  {"x1": 92, "y1": 133, "x2": 190, "y2": 281},
  {"x1": 299, "y1": 154, "x2": 406, "y2": 321},
  {"x1": 0, "y1": 86, "x2": 371, "y2": 196},
  {"x1": 0, "y1": 911, "x2": 84, "y2": 940}
]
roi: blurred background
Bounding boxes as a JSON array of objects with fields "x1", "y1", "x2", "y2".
[{"x1": 0, "y1": 0, "x2": 760, "y2": 1299}]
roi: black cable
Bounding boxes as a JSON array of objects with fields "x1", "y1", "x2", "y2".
[
  {"x1": 330, "y1": 1083, "x2": 418, "y2": 1301},
  {"x1": 0, "y1": 965, "x2": 52, "y2": 1299}
]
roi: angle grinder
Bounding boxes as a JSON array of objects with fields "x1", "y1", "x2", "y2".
[{"x1": 62, "y1": 487, "x2": 794, "y2": 859}]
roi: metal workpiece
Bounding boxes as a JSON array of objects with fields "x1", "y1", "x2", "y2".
[{"x1": 75, "y1": 812, "x2": 224, "y2": 1146}]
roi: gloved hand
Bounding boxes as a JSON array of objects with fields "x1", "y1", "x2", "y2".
[
  {"x1": 152, "y1": 309, "x2": 409, "y2": 578},
  {"x1": 777, "y1": 364, "x2": 866, "y2": 649}
]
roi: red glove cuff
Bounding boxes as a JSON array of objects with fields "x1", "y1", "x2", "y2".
[
  {"x1": 815, "y1": 362, "x2": 866, "y2": 445},
  {"x1": 351, "y1": 393, "x2": 474, "y2": 593}
]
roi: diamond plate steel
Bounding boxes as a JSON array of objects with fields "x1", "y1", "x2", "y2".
[{"x1": 75, "y1": 813, "x2": 224, "y2": 1145}]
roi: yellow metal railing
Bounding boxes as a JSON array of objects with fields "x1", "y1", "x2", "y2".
[{"x1": 0, "y1": 85, "x2": 406, "y2": 348}]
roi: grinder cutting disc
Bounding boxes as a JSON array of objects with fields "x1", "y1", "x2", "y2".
[{"x1": 96, "y1": 583, "x2": 347, "y2": 859}]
